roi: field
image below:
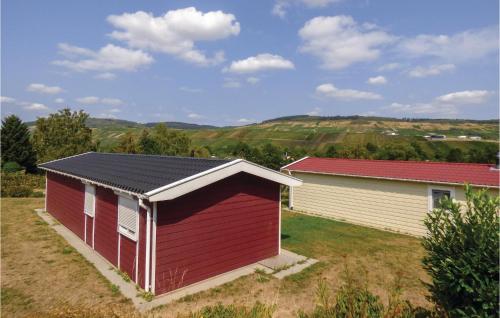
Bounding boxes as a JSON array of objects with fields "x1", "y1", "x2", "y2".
[
  {"x1": 81, "y1": 117, "x2": 499, "y2": 156},
  {"x1": 1, "y1": 197, "x2": 429, "y2": 317}
]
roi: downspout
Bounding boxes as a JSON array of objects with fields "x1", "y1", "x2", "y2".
[{"x1": 139, "y1": 198, "x2": 152, "y2": 292}]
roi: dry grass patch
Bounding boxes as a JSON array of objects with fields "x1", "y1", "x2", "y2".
[
  {"x1": 1, "y1": 199, "x2": 429, "y2": 317},
  {"x1": 1, "y1": 198, "x2": 134, "y2": 317}
]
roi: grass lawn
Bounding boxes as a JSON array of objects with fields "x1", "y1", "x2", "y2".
[{"x1": 1, "y1": 198, "x2": 429, "y2": 317}]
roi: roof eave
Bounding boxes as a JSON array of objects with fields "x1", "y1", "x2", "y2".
[{"x1": 40, "y1": 166, "x2": 146, "y2": 198}]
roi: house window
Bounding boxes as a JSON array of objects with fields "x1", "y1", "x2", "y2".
[
  {"x1": 428, "y1": 186, "x2": 455, "y2": 210},
  {"x1": 84, "y1": 184, "x2": 95, "y2": 217},
  {"x1": 118, "y1": 195, "x2": 138, "y2": 241}
]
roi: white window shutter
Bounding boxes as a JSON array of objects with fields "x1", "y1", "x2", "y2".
[
  {"x1": 84, "y1": 185, "x2": 95, "y2": 217},
  {"x1": 118, "y1": 196, "x2": 138, "y2": 241}
]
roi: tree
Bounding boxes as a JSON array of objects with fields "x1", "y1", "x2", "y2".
[
  {"x1": 446, "y1": 148, "x2": 464, "y2": 162},
  {"x1": 258, "y1": 143, "x2": 284, "y2": 170},
  {"x1": 324, "y1": 145, "x2": 337, "y2": 158},
  {"x1": 1, "y1": 115, "x2": 37, "y2": 172},
  {"x1": 365, "y1": 142, "x2": 378, "y2": 153},
  {"x1": 32, "y1": 109, "x2": 93, "y2": 163},
  {"x1": 138, "y1": 124, "x2": 191, "y2": 156},
  {"x1": 422, "y1": 185, "x2": 499, "y2": 317},
  {"x1": 190, "y1": 146, "x2": 211, "y2": 158},
  {"x1": 114, "y1": 131, "x2": 138, "y2": 154}
]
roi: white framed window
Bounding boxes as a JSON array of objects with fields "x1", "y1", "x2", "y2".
[
  {"x1": 427, "y1": 185, "x2": 455, "y2": 211},
  {"x1": 84, "y1": 184, "x2": 96, "y2": 217},
  {"x1": 118, "y1": 195, "x2": 139, "y2": 241}
]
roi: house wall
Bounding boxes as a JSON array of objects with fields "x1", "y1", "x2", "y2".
[
  {"x1": 85, "y1": 215, "x2": 93, "y2": 246},
  {"x1": 94, "y1": 187, "x2": 119, "y2": 266},
  {"x1": 46, "y1": 172, "x2": 85, "y2": 239},
  {"x1": 154, "y1": 172, "x2": 280, "y2": 295},
  {"x1": 46, "y1": 171, "x2": 148, "y2": 289},
  {"x1": 290, "y1": 172, "x2": 498, "y2": 236}
]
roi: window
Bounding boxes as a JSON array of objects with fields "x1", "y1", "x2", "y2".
[
  {"x1": 118, "y1": 195, "x2": 138, "y2": 241},
  {"x1": 428, "y1": 186, "x2": 455, "y2": 211},
  {"x1": 84, "y1": 184, "x2": 95, "y2": 217}
]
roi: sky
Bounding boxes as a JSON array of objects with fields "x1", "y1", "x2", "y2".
[{"x1": 1, "y1": 0, "x2": 499, "y2": 126}]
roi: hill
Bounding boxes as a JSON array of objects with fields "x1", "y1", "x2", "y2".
[{"x1": 27, "y1": 115, "x2": 499, "y2": 157}]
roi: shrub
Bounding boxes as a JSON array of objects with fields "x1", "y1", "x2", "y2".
[
  {"x1": 1, "y1": 172, "x2": 45, "y2": 197},
  {"x1": 2, "y1": 161, "x2": 24, "y2": 173},
  {"x1": 422, "y1": 185, "x2": 499, "y2": 317}
]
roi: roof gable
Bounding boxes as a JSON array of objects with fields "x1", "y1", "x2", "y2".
[{"x1": 282, "y1": 157, "x2": 499, "y2": 188}]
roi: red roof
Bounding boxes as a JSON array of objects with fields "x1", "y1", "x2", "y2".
[{"x1": 282, "y1": 157, "x2": 500, "y2": 187}]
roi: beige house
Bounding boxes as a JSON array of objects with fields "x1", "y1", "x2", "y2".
[{"x1": 282, "y1": 157, "x2": 499, "y2": 236}]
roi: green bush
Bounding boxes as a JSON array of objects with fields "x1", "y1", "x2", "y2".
[
  {"x1": 1, "y1": 172, "x2": 45, "y2": 197},
  {"x1": 2, "y1": 161, "x2": 24, "y2": 173},
  {"x1": 422, "y1": 185, "x2": 499, "y2": 317}
]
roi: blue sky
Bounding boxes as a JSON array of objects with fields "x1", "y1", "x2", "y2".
[{"x1": 1, "y1": 0, "x2": 498, "y2": 125}]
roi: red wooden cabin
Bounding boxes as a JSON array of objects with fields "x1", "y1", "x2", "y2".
[{"x1": 40, "y1": 152, "x2": 301, "y2": 295}]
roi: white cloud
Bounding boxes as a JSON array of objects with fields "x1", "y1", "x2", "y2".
[
  {"x1": 2, "y1": 97, "x2": 50, "y2": 111},
  {"x1": 24, "y1": 103, "x2": 49, "y2": 111},
  {"x1": 436, "y1": 90, "x2": 492, "y2": 104},
  {"x1": 408, "y1": 64, "x2": 455, "y2": 78},
  {"x1": 76, "y1": 96, "x2": 100, "y2": 104},
  {"x1": 316, "y1": 83, "x2": 382, "y2": 101},
  {"x1": 53, "y1": 43, "x2": 153, "y2": 72},
  {"x1": 97, "y1": 112, "x2": 118, "y2": 119},
  {"x1": 377, "y1": 63, "x2": 401, "y2": 72},
  {"x1": 179, "y1": 86, "x2": 204, "y2": 93},
  {"x1": 225, "y1": 54, "x2": 294, "y2": 73},
  {"x1": 247, "y1": 77, "x2": 260, "y2": 84},
  {"x1": 384, "y1": 89, "x2": 492, "y2": 117},
  {"x1": 54, "y1": 98, "x2": 65, "y2": 104},
  {"x1": 95, "y1": 72, "x2": 117, "y2": 80},
  {"x1": 75, "y1": 96, "x2": 124, "y2": 105},
  {"x1": 107, "y1": 7, "x2": 240, "y2": 66},
  {"x1": 398, "y1": 26, "x2": 498, "y2": 62},
  {"x1": 272, "y1": 0, "x2": 340, "y2": 18},
  {"x1": 223, "y1": 78, "x2": 241, "y2": 88},
  {"x1": 384, "y1": 102, "x2": 458, "y2": 117},
  {"x1": 26, "y1": 83, "x2": 64, "y2": 94},
  {"x1": 299, "y1": 15, "x2": 395, "y2": 69},
  {"x1": 108, "y1": 108, "x2": 121, "y2": 113},
  {"x1": 367, "y1": 75, "x2": 387, "y2": 85},
  {"x1": 307, "y1": 107, "x2": 322, "y2": 116},
  {"x1": 188, "y1": 112, "x2": 203, "y2": 119},
  {"x1": 0, "y1": 96, "x2": 16, "y2": 104},
  {"x1": 237, "y1": 118, "x2": 254, "y2": 123}
]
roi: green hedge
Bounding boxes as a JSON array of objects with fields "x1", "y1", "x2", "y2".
[{"x1": 1, "y1": 172, "x2": 45, "y2": 197}]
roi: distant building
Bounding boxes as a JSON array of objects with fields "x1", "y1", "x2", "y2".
[
  {"x1": 429, "y1": 134, "x2": 446, "y2": 140},
  {"x1": 282, "y1": 157, "x2": 499, "y2": 236}
]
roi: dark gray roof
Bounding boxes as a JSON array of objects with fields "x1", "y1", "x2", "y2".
[{"x1": 39, "y1": 152, "x2": 232, "y2": 194}]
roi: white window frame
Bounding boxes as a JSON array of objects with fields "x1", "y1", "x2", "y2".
[
  {"x1": 427, "y1": 185, "x2": 455, "y2": 211},
  {"x1": 84, "y1": 184, "x2": 96, "y2": 217},
  {"x1": 117, "y1": 195, "x2": 139, "y2": 241}
]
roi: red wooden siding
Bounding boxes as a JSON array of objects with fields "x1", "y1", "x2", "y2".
[
  {"x1": 46, "y1": 172, "x2": 85, "y2": 240},
  {"x1": 94, "y1": 187, "x2": 119, "y2": 266},
  {"x1": 154, "y1": 172, "x2": 279, "y2": 295},
  {"x1": 85, "y1": 215, "x2": 93, "y2": 246},
  {"x1": 119, "y1": 234, "x2": 137, "y2": 282}
]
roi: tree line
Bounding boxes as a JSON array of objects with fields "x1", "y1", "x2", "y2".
[{"x1": 1, "y1": 108, "x2": 498, "y2": 174}]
